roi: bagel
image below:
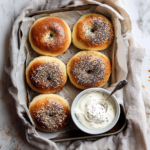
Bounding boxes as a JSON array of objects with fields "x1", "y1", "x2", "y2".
[
  {"x1": 72, "y1": 13, "x2": 114, "y2": 51},
  {"x1": 29, "y1": 94, "x2": 70, "y2": 132},
  {"x1": 29, "y1": 17, "x2": 71, "y2": 56},
  {"x1": 67, "y1": 51, "x2": 111, "y2": 89},
  {"x1": 26, "y1": 56, "x2": 67, "y2": 94}
]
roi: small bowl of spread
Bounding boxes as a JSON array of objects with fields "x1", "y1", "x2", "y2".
[{"x1": 71, "y1": 88, "x2": 120, "y2": 134}]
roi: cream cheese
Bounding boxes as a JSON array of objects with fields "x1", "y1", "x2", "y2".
[{"x1": 75, "y1": 91, "x2": 115, "y2": 129}]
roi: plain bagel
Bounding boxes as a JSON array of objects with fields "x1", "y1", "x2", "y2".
[{"x1": 29, "y1": 16, "x2": 71, "y2": 56}]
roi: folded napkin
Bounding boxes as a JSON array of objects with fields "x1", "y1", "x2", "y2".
[{"x1": 5, "y1": 0, "x2": 150, "y2": 150}]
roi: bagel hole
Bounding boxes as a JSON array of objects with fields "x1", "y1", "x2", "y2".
[
  {"x1": 50, "y1": 33, "x2": 53, "y2": 37},
  {"x1": 87, "y1": 70, "x2": 93, "y2": 74},
  {"x1": 91, "y1": 28, "x2": 95, "y2": 32},
  {"x1": 47, "y1": 76, "x2": 51, "y2": 81}
]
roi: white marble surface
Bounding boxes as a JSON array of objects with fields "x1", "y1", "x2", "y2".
[{"x1": 0, "y1": 0, "x2": 150, "y2": 150}]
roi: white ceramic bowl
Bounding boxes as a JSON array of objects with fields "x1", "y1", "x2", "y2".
[{"x1": 71, "y1": 88, "x2": 120, "y2": 135}]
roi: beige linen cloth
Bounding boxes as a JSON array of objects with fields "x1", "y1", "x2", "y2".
[{"x1": 5, "y1": 0, "x2": 150, "y2": 150}]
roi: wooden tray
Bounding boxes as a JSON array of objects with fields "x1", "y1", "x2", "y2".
[{"x1": 18, "y1": 5, "x2": 127, "y2": 142}]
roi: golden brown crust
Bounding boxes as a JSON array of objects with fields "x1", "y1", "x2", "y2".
[
  {"x1": 26, "y1": 56, "x2": 67, "y2": 94},
  {"x1": 29, "y1": 94, "x2": 70, "y2": 132},
  {"x1": 29, "y1": 17, "x2": 71, "y2": 56},
  {"x1": 67, "y1": 51, "x2": 111, "y2": 89},
  {"x1": 72, "y1": 13, "x2": 114, "y2": 51}
]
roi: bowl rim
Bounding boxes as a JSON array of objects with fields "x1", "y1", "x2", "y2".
[{"x1": 71, "y1": 88, "x2": 120, "y2": 135}]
